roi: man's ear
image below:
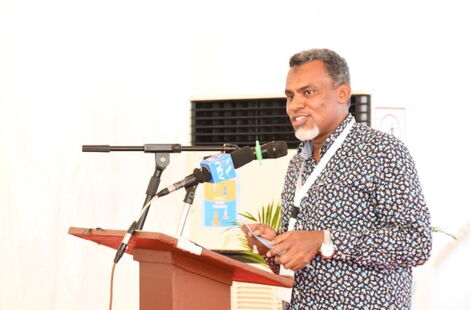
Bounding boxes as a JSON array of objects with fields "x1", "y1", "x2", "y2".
[{"x1": 338, "y1": 84, "x2": 351, "y2": 105}]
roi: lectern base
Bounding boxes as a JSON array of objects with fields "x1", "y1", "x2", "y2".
[{"x1": 135, "y1": 249, "x2": 232, "y2": 310}]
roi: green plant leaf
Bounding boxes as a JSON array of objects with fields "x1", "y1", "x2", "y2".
[
  {"x1": 272, "y1": 202, "x2": 281, "y2": 230},
  {"x1": 239, "y1": 211, "x2": 257, "y2": 223},
  {"x1": 266, "y1": 203, "x2": 273, "y2": 226},
  {"x1": 228, "y1": 201, "x2": 283, "y2": 267},
  {"x1": 239, "y1": 250, "x2": 267, "y2": 265}
]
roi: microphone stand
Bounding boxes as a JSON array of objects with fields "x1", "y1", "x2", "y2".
[
  {"x1": 137, "y1": 152, "x2": 170, "y2": 230},
  {"x1": 82, "y1": 143, "x2": 239, "y2": 230},
  {"x1": 176, "y1": 184, "x2": 198, "y2": 237}
]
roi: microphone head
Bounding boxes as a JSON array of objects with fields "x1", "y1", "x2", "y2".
[
  {"x1": 200, "y1": 153, "x2": 237, "y2": 183},
  {"x1": 193, "y1": 167, "x2": 212, "y2": 183},
  {"x1": 230, "y1": 146, "x2": 255, "y2": 169},
  {"x1": 261, "y1": 141, "x2": 288, "y2": 159}
]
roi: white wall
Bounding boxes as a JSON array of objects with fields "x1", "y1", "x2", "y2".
[{"x1": 1, "y1": 0, "x2": 469, "y2": 309}]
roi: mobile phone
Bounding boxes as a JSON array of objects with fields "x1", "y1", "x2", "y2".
[{"x1": 241, "y1": 221, "x2": 274, "y2": 249}]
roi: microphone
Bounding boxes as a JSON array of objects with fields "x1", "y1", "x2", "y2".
[
  {"x1": 156, "y1": 146, "x2": 253, "y2": 197},
  {"x1": 254, "y1": 141, "x2": 288, "y2": 160},
  {"x1": 156, "y1": 141, "x2": 287, "y2": 197}
]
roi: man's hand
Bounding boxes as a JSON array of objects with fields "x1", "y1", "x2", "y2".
[
  {"x1": 241, "y1": 223, "x2": 276, "y2": 256},
  {"x1": 266, "y1": 230, "x2": 324, "y2": 271}
]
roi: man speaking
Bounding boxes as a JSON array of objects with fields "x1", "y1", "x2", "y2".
[{"x1": 243, "y1": 48, "x2": 432, "y2": 309}]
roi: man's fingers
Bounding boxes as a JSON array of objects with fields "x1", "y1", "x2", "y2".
[
  {"x1": 253, "y1": 225, "x2": 269, "y2": 236},
  {"x1": 267, "y1": 232, "x2": 295, "y2": 257},
  {"x1": 270, "y1": 231, "x2": 291, "y2": 245},
  {"x1": 266, "y1": 241, "x2": 290, "y2": 258},
  {"x1": 274, "y1": 250, "x2": 292, "y2": 265},
  {"x1": 240, "y1": 225, "x2": 250, "y2": 236},
  {"x1": 275, "y1": 252, "x2": 306, "y2": 271},
  {"x1": 252, "y1": 224, "x2": 276, "y2": 239},
  {"x1": 242, "y1": 224, "x2": 265, "y2": 238},
  {"x1": 285, "y1": 262, "x2": 302, "y2": 271}
]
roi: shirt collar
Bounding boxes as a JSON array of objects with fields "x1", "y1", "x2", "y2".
[{"x1": 297, "y1": 114, "x2": 355, "y2": 160}]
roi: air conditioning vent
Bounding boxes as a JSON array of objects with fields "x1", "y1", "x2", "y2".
[
  {"x1": 349, "y1": 94, "x2": 371, "y2": 126},
  {"x1": 192, "y1": 95, "x2": 370, "y2": 149}
]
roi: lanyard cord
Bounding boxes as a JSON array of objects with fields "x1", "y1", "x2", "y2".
[{"x1": 289, "y1": 119, "x2": 355, "y2": 229}]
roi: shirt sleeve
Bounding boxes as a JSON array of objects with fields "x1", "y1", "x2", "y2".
[
  {"x1": 330, "y1": 138, "x2": 432, "y2": 269},
  {"x1": 265, "y1": 255, "x2": 280, "y2": 274}
]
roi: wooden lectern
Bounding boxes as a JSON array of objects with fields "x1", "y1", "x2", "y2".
[{"x1": 69, "y1": 227, "x2": 293, "y2": 310}]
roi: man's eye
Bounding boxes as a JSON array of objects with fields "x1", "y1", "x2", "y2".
[{"x1": 304, "y1": 89, "x2": 314, "y2": 96}]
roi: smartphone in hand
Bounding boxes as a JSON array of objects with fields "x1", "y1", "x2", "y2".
[{"x1": 241, "y1": 221, "x2": 274, "y2": 249}]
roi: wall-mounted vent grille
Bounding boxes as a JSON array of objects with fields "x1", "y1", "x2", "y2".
[
  {"x1": 192, "y1": 95, "x2": 370, "y2": 149},
  {"x1": 349, "y1": 94, "x2": 371, "y2": 126}
]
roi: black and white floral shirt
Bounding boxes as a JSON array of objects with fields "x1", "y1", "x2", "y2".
[{"x1": 271, "y1": 114, "x2": 432, "y2": 309}]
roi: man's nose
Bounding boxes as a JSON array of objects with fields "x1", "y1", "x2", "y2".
[{"x1": 287, "y1": 95, "x2": 305, "y2": 113}]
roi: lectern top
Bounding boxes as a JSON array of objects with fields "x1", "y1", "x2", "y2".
[{"x1": 69, "y1": 227, "x2": 293, "y2": 288}]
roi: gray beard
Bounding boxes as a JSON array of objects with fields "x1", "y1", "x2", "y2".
[{"x1": 294, "y1": 126, "x2": 319, "y2": 142}]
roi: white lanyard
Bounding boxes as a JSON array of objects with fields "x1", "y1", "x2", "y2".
[
  {"x1": 293, "y1": 119, "x2": 355, "y2": 209},
  {"x1": 277, "y1": 120, "x2": 355, "y2": 303}
]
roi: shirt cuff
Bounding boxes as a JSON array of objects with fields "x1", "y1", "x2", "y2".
[{"x1": 330, "y1": 229, "x2": 360, "y2": 260}]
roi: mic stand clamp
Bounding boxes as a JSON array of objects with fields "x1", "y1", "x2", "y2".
[
  {"x1": 175, "y1": 184, "x2": 198, "y2": 237},
  {"x1": 136, "y1": 153, "x2": 170, "y2": 230}
]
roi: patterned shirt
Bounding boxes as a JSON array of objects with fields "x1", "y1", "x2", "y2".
[{"x1": 270, "y1": 114, "x2": 432, "y2": 309}]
